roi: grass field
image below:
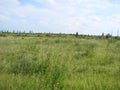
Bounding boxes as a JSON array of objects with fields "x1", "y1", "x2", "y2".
[{"x1": 0, "y1": 36, "x2": 120, "y2": 90}]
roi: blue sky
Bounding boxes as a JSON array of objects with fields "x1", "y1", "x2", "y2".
[{"x1": 0, "y1": 0, "x2": 120, "y2": 35}]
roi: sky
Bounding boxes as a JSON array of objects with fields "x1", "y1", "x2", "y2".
[{"x1": 0, "y1": 0, "x2": 120, "y2": 36}]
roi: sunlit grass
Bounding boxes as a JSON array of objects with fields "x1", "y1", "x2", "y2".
[{"x1": 0, "y1": 36, "x2": 120, "y2": 90}]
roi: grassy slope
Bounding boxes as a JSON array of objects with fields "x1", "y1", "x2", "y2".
[{"x1": 0, "y1": 36, "x2": 120, "y2": 90}]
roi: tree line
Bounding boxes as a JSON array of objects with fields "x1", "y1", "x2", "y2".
[{"x1": 0, "y1": 30, "x2": 119, "y2": 39}]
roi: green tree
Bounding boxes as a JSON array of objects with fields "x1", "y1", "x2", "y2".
[{"x1": 75, "y1": 32, "x2": 78, "y2": 37}]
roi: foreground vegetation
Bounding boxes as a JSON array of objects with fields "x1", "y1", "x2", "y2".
[{"x1": 0, "y1": 34, "x2": 120, "y2": 90}]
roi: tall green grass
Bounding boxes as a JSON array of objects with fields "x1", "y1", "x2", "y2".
[{"x1": 0, "y1": 37, "x2": 120, "y2": 90}]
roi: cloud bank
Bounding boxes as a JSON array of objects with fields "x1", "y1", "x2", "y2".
[{"x1": 0, "y1": 0, "x2": 120, "y2": 35}]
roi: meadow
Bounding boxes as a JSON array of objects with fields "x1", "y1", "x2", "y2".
[{"x1": 0, "y1": 35, "x2": 120, "y2": 90}]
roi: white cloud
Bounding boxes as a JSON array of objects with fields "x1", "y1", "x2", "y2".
[
  {"x1": 0, "y1": 0, "x2": 20, "y2": 5},
  {"x1": 0, "y1": 15, "x2": 10, "y2": 21},
  {"x1": 112, "y1": 14, "x2": 120, "y2": 20},
  {"x1": 48, "y1": 0, "x2": 56, "y2": 6},
  {"x1": 11, "y1": 3, "x2": 58, "y2": 20},
  {"x1": 107, "y1": 14, "x2": 120, "y2": 22},
  {"x1": 39, "y1": 20, "x2": 49, "y2": 26}
]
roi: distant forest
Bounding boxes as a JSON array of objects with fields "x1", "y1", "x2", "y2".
[{"x1": 0, "y1": 30, "x2": 119, "y2": 39}]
